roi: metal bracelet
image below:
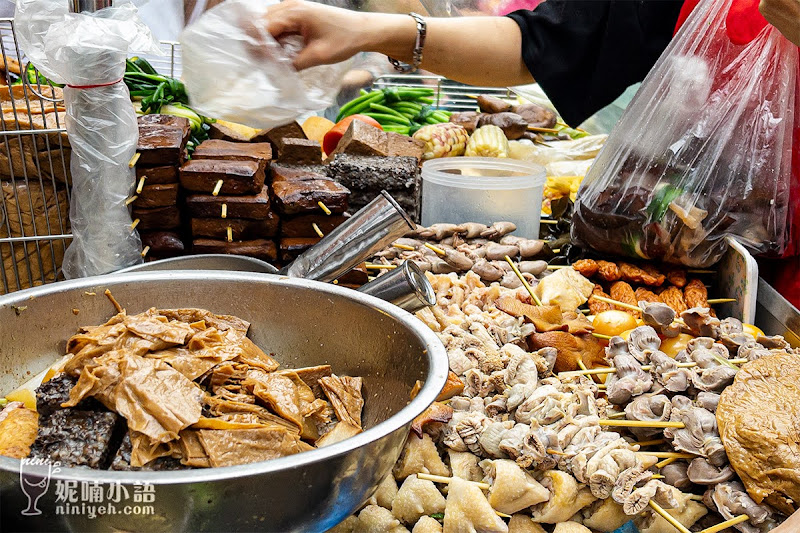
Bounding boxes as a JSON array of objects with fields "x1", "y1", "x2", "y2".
[{"x1": 388, "y1": 12, "x2": 427, "y2": 74}]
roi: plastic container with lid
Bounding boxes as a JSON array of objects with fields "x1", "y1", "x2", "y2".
[{"x1": 421, "y1": 157, "x2": 546, "y2": 238}]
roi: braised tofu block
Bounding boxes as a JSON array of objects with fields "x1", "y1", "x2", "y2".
[
  {"x1": 137, "y1": 124, "x2": 189, "y2": 167},
  {"x1": 256, "y1": 121, "x2": 306, "y2": 148},
  {"x1": 138, "y1": 114, "x2": 191, "y2": 137},
  {"x1": 132, "y1": 205, "x2": 181, "y2": 231},
  {"x1": 191, "y1": 213, "x2": 279, "y2": 240},
  {"x1": 193, "y1": 238, "x2": 278, "y2": 262},
  {"x1": 386, "y1": 132, "x2": 425, "y2": 160},
  {"x1": 140, "y1": 231, "x2": 186, "y2": 258},
  {"x1": 36, "y1": 373, "x2": 102, "y2": 417},
  {"x1": 279, "y1": 237, "x2": 320, "y2": 262},
  {"x1": 133, "y1": 183, "x2": 179, "y2": 209},
  {"x1": 185, "y1": 186, "x2": 271, "y2": 219},
  {"x1": 331, "y1": 120, "x2": 388, "y2": 157},
  {"x1": 192, "y1": 140, "x2": 272, "y2": 165},
  {"x1": 281, "y1": 213, "x2": 350, "y2": 238},
  {"x1": 30, "y1": 409, "x2": 123, "y2": 469},
  {"x1": 272, "y1": 179, "x2": 349, "y2": 215},
  {"x1": 180, "y1": 159, "x2": 266, "y2": 195},
  {"x1": 278, "y1": 138, "x2": 323, "y2": 166},
  {"x1": 270, "y1": 163, "x2": 328, "y2": 184},
  {"x1": 136, "y1": 165, "x2": 178, "y2": 184},
  {"x1": 110, "y1": 433, "x2": 187, "y2": 471},
  {"x1": 336, "y1": 264, "x2": 369, "y2": 287},
  {"x1": 327, "y1": 154, "x2": 418, "y2": 192}
]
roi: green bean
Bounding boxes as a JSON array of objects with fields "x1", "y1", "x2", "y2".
[{"x1": 362, "y1": 112, "x2": 411, "y2": 125}]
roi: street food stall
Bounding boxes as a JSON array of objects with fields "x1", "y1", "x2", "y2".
[{"x1": 1, "y1": 1, "x2": 799, "y2": 532}]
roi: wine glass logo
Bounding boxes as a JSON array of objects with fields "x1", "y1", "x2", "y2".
[{"x1": 19, "y1": 457, "x2": 61, "y2": 516}]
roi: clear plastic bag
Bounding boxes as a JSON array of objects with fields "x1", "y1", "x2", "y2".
[
  {"x1": 179, "y1": 0, "x2": 352, "y2": 130},
  {"x1": 572, "y1": 0, "x2": 799, "y2": 267},
  {"x1": 16, "y1": 0, "x2": 161, "y2": 278}
]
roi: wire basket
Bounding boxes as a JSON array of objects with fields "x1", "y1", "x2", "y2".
[
  {"x1": 373, "y1": 74, "x2": 517, "y2": 112},
  {"x1": 0, "y1": 18, "x2": 71, "y2": 295}
]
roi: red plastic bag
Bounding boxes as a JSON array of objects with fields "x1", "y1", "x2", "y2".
[{"x1": 573, "y1": 0, "x2": 799, "y2": 267}]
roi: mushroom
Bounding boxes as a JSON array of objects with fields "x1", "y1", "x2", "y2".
[
  {"x1": 486, "y1": 243, "x2": 521, "y2": 261},
  {"x1": 627, "y1": 326, "x2": 661, "y2": 363},
  {"x1": 481, "y1": 221, "x2": 518, "y2": 240}
]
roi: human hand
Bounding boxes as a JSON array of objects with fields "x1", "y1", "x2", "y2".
[
  {"x1": 759, "y1": 0, "x2": 800, "y2": 46},
  {"x1": 265, "y1": 0, "x2": 369, "y2": 70}
]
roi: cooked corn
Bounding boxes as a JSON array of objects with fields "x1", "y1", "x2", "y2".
[
  {"x1": 412, "y1": 123, "x2": 469, "y2": 160},
  {"x1": 465, "y1": 125, "x2": 509, "y2": 158}
]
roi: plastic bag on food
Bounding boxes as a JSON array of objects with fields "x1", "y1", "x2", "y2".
[
  {"x1": 572, "y1": 0, "x2": 800, "y2": 267},
  {"x1": 508, "y1": 135, "x2": 606, "y2": 167},
  {"x1": 15, "y1": 0, "x2": 161, "y2": 278},
  {"x1": 179, "y1": 0, "x2": 352, "y2": 130}
]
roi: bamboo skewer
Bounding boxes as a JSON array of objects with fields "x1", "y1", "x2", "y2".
[
  {"x1": 394, "y1": 243, "x2": 415, "y2": 251},
  {"x1": 318, "y1": 201, "x2": 331, "y2": 215},
  {"x1": 577, "y1": 359, "x2": 588, "y2": 371},
  {"x1": 365, "y1": 263, "x2": 397, "y2": 270},
  {"x1": 560, "y1": 358, "x2": 749, "y2": 380},
  {"x1": 417, "y1": 473, "x2": 490, "y2": 490},
  {"x1": 633, "y1": 439, "x2": 667, "y2": 447},
  {"x1": 425, "y1": 243, "x2": 447, "y2": 256},
  {"x1": 599, "y1": 420, "x2": 686, "y2": 429},
  {"x1": 141, "y1": 245, "x2": 150, "y2": 258},
  {"x1": 128, "y1": 152, "x2": 140, "y2": 168},
  {"x1": 505, "y1": 255, "x2": 543, "y2": 306},
  {"x1": 540, "y1": 219, "x2": 559, "y2": 225},
  {"x1": 312, "y1": 223, "x2": 324, "y2": 238},
  {"x1": 546, "y1": 264, "x2": 572, "y2": 270},
  {"x1": 700, "y1": 515, "x2": 750, "y2": 533},
  {"x1": 130, "y1": 218, "x2": 140, "y2": 231},
  {"x1": 212, "y1": 179, "x2": 223, "y2": 197},
  {"x1": 649, "y1": 500, "x2": 692, "y2": 533},
  {"x1": 592, "y1": 333, "x2": 613, "y2": 340},
  {"x1": 655, "y1": 457, "x2": 678, "y2": 469},
  {"x1": 590, "y1": 294, "x2": 642, "y2": 313},
  {"x1": 528, "y1": 125, "x2": 560, "y2": 134},
  {"x1": 637, "y1": 451, "x2": 696, "y2": 459},
  {"x1": 607, "y1": 411, "x2": 628, "y2": 419},
  {"x1": 221, "y1": 204, "x2": 227, "y2": 219},
  {"x1": 706, "y1": 298, "x2": 737, "y2": 304},
  {"x1": 688, "y1": 269, "x2": 716, "y2": 274},
  {"x1": 136, "y1": 176, "x2": 146, "y2": 194},
  {"x1": 546, "y1": 449, "x2": 569, "y2": 456},
  {"x1": 226, "y1": 227, "x2": 233, "y2": 243},
  {"x1": 125, "y1": 195, "x2": 138, "y2": 206}
]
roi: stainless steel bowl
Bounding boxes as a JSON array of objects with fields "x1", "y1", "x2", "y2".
[{"x1": 0, "y1": 271, "x2": 448, "y2": 532}]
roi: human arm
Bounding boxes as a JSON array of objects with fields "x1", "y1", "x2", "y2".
[
  {"x1": 265, "y1": 0, "x2": 533, "y2": 87},
  {"x1": 759, "y1": 0, "x2": 800, "y2": 46}
]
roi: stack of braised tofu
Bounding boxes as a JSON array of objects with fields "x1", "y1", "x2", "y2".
[
  {"x1": 181, "y1": 140, "x2": 278, "y2": 262},
  {"x1": 133, "y1": 115, "x2": 191, "y2": 259}
]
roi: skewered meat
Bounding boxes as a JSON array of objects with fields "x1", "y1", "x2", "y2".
[
  {"x1": 443, "y1": 476, "x2": 509, "y2": 533},
  {"x1": 659, "y1": 286, "x2": 688, "y2": 314},
  {"x1": 681, "y1": 308, "x2": 721, "y2": 338},
  {"x1": 481, "y1": 459, "x2": 550, "y2": 514},
  {"x1": 666, "y1": 269, "x2": 688, "y2": 288},
  {"x1": 623, "y1": 480, "x2": 679, "y2": 515},
  {"x1": 665, "y1": 396, "x2": 727, "y2": 467},
  {"x1": 609, "y1": 282, "x2": 639, "y2": 316},
  {"x1": 641, "y1": 264, "x2": 666, "y2": 287},
  {"x1": 648, "y1": 350, "x2": 691, "y2": 392},
  {"x1": 535, "y1": 268, "x2": 594, "y2": 313},
  {"x1": 717, "y1": 351, "x2": 800, "y2": 515},
  {"x1": 626, "y1": 326, "x2": 661, "y2": 363},
  {"x1": 478, "y1": 112, "x2": 528, "y2": 140},
  {"x1": 531, "y1": 470, "x2": 597, "y2": 523},
  {"x1": 394, "y1": 433, "x2": 451, "y2": 480},
  {"x1": 707, "y1": 481, "x2": 778, "y2": 533},
  {"x1": 449, "y1": 111, "x2": 482, "y2": 134},
  {"x1": 619, "y1": 263, "x2": 662, "y2": 287},
  {"x1": 392, "y1": 475, "x2": 447, "y2": 525},
  {"x1": 572, "y1": 259, "x2": 599, "y2": 278},
  {"x1": 486, "y1": 243, "x2": 520, "y2": 261},
  {"x1": 528, "y1": 332, "x2": 605, "y2": 373},
  {"x1": 481, "y1": 221, "x2": 517, "y2": 239},
  {"x1": 683, "y1": 279, "x2": 711, "y2": 311},
  {"x1": 596, "y1": 261, "x2": 622, "y2": 282},
  {"x1": 686, "y1": 457, "x2": 735, "y2": 485},
  {"x1": 634, "y1": 490, "x2": 708, "y2": 533},
  {"x1": 589, "y1": 285, "x2": 612, "y2": 315},
  {"x1": 635, "y1": 287, "x2": 661, "y2": 304},
  {"x1": 512, "y1": 104, "x2": 557, "y2": 128},
  {"x1": 477, "y1": 95, "x2": 513, "y2": 114},
  {"x1": 605, "y1": 350, "x2": 652, "y2": 405},
  {"x1": 661, "y1": 462, "x2": 692, "y2": 491},
  {"x1": 639, "y1": 302, "x2": 681, "y2": 338},
  {"x1": 624, "y1": 395, "x2": 672, "y2": 440}
]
